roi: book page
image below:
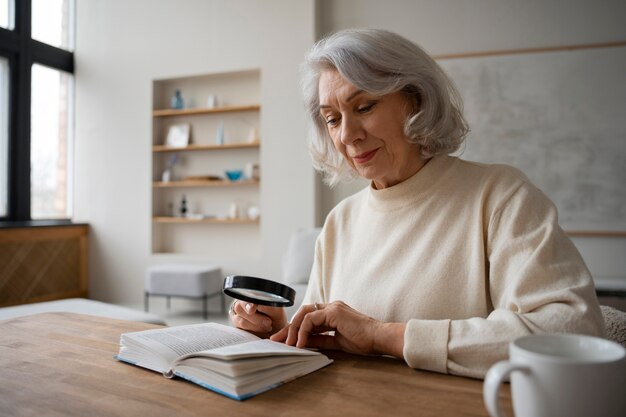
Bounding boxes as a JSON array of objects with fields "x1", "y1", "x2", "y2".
[
  {"x1": 123, "y1": 323, "x2": 259, "y2": 362},
  {"x1": 180, "y1": 339, "x2": 320, "y2": 361}
]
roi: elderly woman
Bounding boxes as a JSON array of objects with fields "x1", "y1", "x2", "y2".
[{"x1": 230, "y1": 28, "x2": 604, "y2": 378}]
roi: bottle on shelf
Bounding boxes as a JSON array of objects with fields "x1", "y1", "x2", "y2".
[
  {"x1": 180, "y1": 195, "x2": 188, "y2": 217},
  {"x1": 216, "y1": 121, "x2": 225, "y2": 145},
  {"x1": 161, "y1": 153, "x2": 178, "y2": 182},
  {"x1": 171, "y1": 90, "x2": 184, "y2": 109}
]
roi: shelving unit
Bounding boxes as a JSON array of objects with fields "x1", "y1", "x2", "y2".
[
  {"x1": 152, "y1": 217, "x2": 260, "y2": 224},
  {"x1": 152, "y1": 142, "x2": 260, "y2": 153},
  {"x1": 153, "y1": 179, "x2": 259, "y2": 188},
  {"x1": 152, "y1": 104, "x2": 260, "y2": 117},
  {"x1": 151, "y1": 69, "x2": 261, "y2": 255}
]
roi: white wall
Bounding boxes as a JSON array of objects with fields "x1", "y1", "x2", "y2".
[
  {"x1": 74, "y1": 0, "x2": 625, "y2": 307},
  {"x1": 74, "y1": 0, "x2": 316, "y2": 304},
  {"x1": 315, "y1": 0, "x2": 626, "y2": 286}
]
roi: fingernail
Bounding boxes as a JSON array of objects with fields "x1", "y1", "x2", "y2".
[{"x1": 245, "y1": 303, "x2": 253, "y2": 313}]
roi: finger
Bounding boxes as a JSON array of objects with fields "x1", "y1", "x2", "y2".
[
  {"x1": 285, "y1": 320, "x2": 299, "y2": 346},
  {"x1": 232, "y1": 302, "x2": 272, "y2": 332},
  {"x1": 233, "y1": 301, "x2": 259, "y2": 319},
  {"x1": 243, "y1": 302, "x2": 257, "y2": 315},
  {"x1": 233, "y1": 314, "x2": 272, "y2": 333},
  {"x1": 290, "y1": 303, "x2": 318, "y2": 326},
  {"x1": 297, "y1": 310, "x2": 332, "y2": 348},
  {"x1": 270, "y1": 325, "x2": 290, "y2": 342},
  {"x1": 285, "y1": 304, "x2": 318, "y2": 346},
  {"x1": 256, "y1": 305, "x2": 285, "y2": 322}
]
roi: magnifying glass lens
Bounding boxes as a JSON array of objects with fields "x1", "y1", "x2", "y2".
[
  {"x1": 223, "y1": 275, "x2": 296, "y2": 307},
  {"x1": 228, "y1": 288, "x2": 291, "y2": 303}
]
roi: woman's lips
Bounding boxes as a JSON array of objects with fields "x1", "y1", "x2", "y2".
[{"x1": 352, "y1": 148, "x2": 378, "y2": 164}]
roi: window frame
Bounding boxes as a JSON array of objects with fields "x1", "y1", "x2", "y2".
[{"x1": 0, "y1": 0, "x2": 74, "y2": 224}]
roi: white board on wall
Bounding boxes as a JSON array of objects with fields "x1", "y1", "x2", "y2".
[{"x1": 439, "y1": 46, "x2": 626, "y2": 233}]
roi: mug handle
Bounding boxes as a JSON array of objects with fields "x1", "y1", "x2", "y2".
[{"x1": 483, "y1": 360, "x2": 530, "y2": 417}]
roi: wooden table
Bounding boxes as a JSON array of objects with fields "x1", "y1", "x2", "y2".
[{"x1": 0, "y1": 313, "x2": 512, "y2": 417}]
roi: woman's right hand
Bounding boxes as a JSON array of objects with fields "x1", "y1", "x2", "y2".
[{"x1": 229, "y1": 301, "x2": 288, "y2": 338}]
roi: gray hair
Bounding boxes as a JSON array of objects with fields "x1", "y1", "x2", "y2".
[{"x1": 302, "y1": 28, "x2": 469, "y2": 186}]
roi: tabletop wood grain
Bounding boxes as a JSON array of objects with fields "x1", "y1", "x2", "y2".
[{"x1": 0, "y1": 313, "x2": 512, "y2": 417}]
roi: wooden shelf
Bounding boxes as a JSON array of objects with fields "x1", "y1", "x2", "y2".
[
  {"x1": 153, "y1": 142, "x2": 260, "y2": 153},
  {"x1": 153, "y1": 179, "x2": 259, "y2": 188},
  {"x1": 151, "y1": 71, "x2": 261, "y2": 253},
  {"x1": 153, "y1": 216, "x2": 259, "y2": 224},
  {"x1": 152, "y1": 104, "x2": 260, "y2": 117}
]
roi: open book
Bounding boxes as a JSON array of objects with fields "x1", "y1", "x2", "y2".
[{"x1": 115, "y1": 322, "x2": 332, "y2": 400}]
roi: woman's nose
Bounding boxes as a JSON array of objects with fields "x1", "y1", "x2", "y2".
[{"x1": 340, "y1": 116, "x2": 365, "y2": 145}]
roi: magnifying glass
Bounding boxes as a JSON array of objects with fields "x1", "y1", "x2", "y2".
[{"x1": 223, "y1": 275, "x2": 296, "y2": 307}]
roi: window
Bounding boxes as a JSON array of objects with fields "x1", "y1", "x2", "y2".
[
  {"x1": 32, "y1": 0, "x2": 73, "y2": 51},
  {"x1": 0, "y1": 0, "x2": 14, "y2": 30},
  {"x1": 0, "y1": 0, "x2": 74, "y2": 223},
  {"x1": 31, "y1": 64, "x2": 73, "y2": 219}
]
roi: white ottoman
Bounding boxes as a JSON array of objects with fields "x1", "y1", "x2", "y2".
[{"x1": 145, "y1": 264, "x2": 224, "y2": 319}]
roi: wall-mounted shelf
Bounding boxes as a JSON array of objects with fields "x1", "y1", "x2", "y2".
[
  {"x1": 152, "y1": 104, "x2": 260, "y2": 117},
  {"x1": 153, "y1": 179, "x2": 259, "y2": 188},
  {"x1": 153, "y1": 216, "x2": 260, "y2": 224},
  {"x1": 152, "y1": 142, "x2": 260, "y2": 153}
]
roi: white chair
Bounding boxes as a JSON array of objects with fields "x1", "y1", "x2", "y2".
[{"x1": 282, "y1": 228, "x2": 322, "y2": 318}]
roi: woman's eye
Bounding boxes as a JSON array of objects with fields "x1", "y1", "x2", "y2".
[
  {"x1": 357, "y1": 102, "x2": 376, "y2": 113},
  {"x1": 325, "y1": 117, "x2": 338, "y2": 127}
]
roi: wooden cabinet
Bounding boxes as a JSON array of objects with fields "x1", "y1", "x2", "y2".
[{"x1": 151, "y1": 70, "x2": 261, "y2": 255}]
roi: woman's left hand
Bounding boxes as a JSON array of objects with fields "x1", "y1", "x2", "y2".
[{"x1": 270, "y1": 300, "x2": 405, "y2": 358}]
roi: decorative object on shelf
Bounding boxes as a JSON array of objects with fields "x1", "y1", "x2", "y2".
[
  {"x1": 180, "y1": 195, "x2": 188, "y2": 217},
  {"x1": 247, "y1": 127, "x2": 259, "y2": 144},
  {"x1": 206, "y1": 94, "x2": 217, "y2": 109},
  {"x1": 161, "y1": 153, "x2": 179, "y2": 182},
  {"x1": 225, "y1": 169, "x2": 243, "y2": 181},
  {"x1": 165, "y1": 124, "x2": 190, "y2": 148},
  {"x1": 170, "y1": 89, "x2": 184, "y2": 109},
  {"x1": 247, "y1": 205, "x2": 260, "y2": 220},
  {"x1": 229, "y1": 202, "x2": 240, "y2": 219},
  {"x1": 244, "y1": 163, "x2": 260, "y2": 181},
  {"x1": 216, "y1": 120, "x2": 225, "y2": 145}
]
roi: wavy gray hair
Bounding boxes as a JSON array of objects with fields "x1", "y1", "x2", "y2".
[{"x1": 302, "y1": 28, "x2": 469, "y2": 186}]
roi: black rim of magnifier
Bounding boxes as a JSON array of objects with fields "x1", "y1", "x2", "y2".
[{"x1": 223, "y1": 275, "x2": 296, "y2": 307}]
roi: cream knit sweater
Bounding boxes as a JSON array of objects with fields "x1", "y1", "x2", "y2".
[{"x1": 303, "y1": 155, "x2": 604, "y2": 378}]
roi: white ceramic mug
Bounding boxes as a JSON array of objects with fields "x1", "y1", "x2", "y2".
[{"x1": 484, "y1": 334, "x2": 626, "y2": 417}]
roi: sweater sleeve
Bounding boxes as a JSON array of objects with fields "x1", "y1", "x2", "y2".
[{"x1": 403, "y1": 182, "x2": 605, "y2": 378}]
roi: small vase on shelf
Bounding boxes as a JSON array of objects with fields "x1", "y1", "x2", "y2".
[
  {"x1": 171, "y1": 90, "x2": 184, "y2": 109},
  {"x1": 161, "y1": 168, "x2": 171, "y2": 183},
  {"x1": 161, "y1": 154, "x2": 178, "y2": 182},
  {"x1": 216, "y1": 121, "x2": 225, "y2": 145}
]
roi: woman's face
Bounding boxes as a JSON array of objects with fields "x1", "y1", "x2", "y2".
[{"x1": 318, "y1": 70, "x2": 426, "y2": 189}]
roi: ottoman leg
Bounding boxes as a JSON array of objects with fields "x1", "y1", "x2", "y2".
[
  {"x1": 203, "y1": 295, "x2": 208, "y2": 320},
  {"x1": 145, "y1": 292, "x2": 149, "y2": 312}
]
